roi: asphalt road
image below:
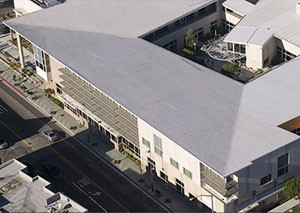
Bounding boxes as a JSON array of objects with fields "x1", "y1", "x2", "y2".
[{"x1": 0, "y1": 78, "x2": 166, "y2": 212}]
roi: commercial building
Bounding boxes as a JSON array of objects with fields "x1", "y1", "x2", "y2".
[
  {"x1": 0, "y1": 159, "x2": 87, "y2": 212},
  {"x1": 4, "y1": 0, "x2": 300, "y2": 211}
]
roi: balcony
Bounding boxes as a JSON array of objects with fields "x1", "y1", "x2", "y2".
[{"x1": 201, "y1": 169, "x2": 238, "y2": 198}]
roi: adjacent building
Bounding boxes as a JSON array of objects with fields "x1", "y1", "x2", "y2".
[
  {"x1": 0, "y1": 159, "x2": 87, "y2": 212},
  {"x1": 224, "y1": 0, "x2": 300, "y2": 69},
  {"x1": 4, "y1": 0, "x2": 300, "y2": 212}
]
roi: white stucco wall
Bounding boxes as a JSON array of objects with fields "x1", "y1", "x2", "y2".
[
  {"x1": 246, "y1": 44, "x2": 263, "y2": 69},
  {"x1": 224, "y1": 11, "x2": 241, "y2": 25},
  {"x1": 137, "y1": 118, "x2": 226, "y2": 212}
]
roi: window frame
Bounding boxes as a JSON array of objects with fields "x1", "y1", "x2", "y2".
[
  {"x1": 260, "y1": 174, "x2": 272, "y2": 186},
  {"x1": 277, "y1": 153, "x2": 289, "y2": 177},
  {"x1": 183, "y1": 167, "x2": 192, "y2": 179},
  {"x1": 170, "y1": 158, "x2": 179, "y2": 169}
]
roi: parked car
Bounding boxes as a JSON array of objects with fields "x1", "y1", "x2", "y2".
[
  {"x1": 42, "y1": 161, "x2": 61, "y2": 179},
  {"x1": 0, "y1": 138, "x2": 8, "y2": 149},
  {"x1": 41, "y1": 130, "x2": 59, "y2": 142},
  {"x1": 21, "y1": 160, "x2": 36, "y2": 177}
]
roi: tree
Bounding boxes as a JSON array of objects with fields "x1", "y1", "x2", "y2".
[
  {"x1": 184, "y1": 28, "x2": 196, "y2": 49},
  {"x1": 283, "y1": 178, "x2": 300, "y2": 201}
]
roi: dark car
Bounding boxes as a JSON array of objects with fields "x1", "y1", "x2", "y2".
[
  {"x1": 21, "y1": 160, "x2": 36, "y2": 177},
  {"x1": 42, "y1": 162, "x2": 62, "y2": 179}
]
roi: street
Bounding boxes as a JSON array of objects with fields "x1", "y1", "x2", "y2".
[{"x1": 0, "y1": 78, "x2": 166, "y2": 212}]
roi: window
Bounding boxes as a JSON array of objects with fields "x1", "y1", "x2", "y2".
[
  {"x1": 198, "y1": 8, "x2": 206, "y2": 17},
  {"x1": 154, "y1": 26, "x2": 168, "y2": 36},
  {"x1": 240, "y1": 45, "x2": 246, "y2": 54},
  {"x1": 277, "y1": 46, "x2": 282, "y2": 58},
  {"x1": 170, "y1": 158, "x2": 179, "y2": 169},
  {"x1": 163, "y1": 40, "x2": 177, "y2": 52},
  {"x1": 186, "y1": 13, "x2": 194, "y2": 21},
  {"x1": 64, "y1": 102, "x2": 77, "y2": 116},
  {"x1": 210, "y1": 20, "x2": 217, "y2": 33},
  {"x1": 160, "y1": 171, "x2": 168, "y2": 182},
  {"x1": 142, "y1": 137, "x2": 150, "y2": 148},
  {"x1": 193, "y1": 28, "x2": 203, "y2": 41},
  {"x1": 180, "y1": 17, "x2": 187, "y2": 24},
  {"x1": 154, "y1": 134, "x2": 163, "y2": 157},
  {"x1": 144, "y1": 33, "x2": 154, "y2": 40},
  {"x1": 226, "y1": 21, "x2": 235, "y2": 31},
  {"x1": 277, "y1": 46, "x2": 297, "y2": 61},
  {"x1": 277, "y1": 153, "x2": 289, "y2": 177},
  {"x1": 175, "y1": 178, "x2": 184, "y2": 195},
  {"x1": 148, "y1": 157, "x2": 156, "y2": 172},
  {"x1": 183, "y1": 167, "x2": 192, "y2": 179},
  {"x1": 206, "y1": 2, "x2": 217, "y2": 13},
  {"x1": 34, "y1": 45, "x2": 50, "y2": 72},
  {"x1": 234, "y1": 43, "x2": 240, "y2": 53},
  {"x1": 228, "y1": 42, "x2": 233, "y2": 51},
  {"x1": 260, "y1": 174, "x2": 272, "y2": 186},
  {"x1": 56, "y1": 83, "x2": 62, "y2": 94}
]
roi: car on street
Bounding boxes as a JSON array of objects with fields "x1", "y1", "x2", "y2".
[
  {"x1": 0, "y1": 137, "x2": 8, "y2": 149},
  {"x1": 41, "y1": 130, "x2": 59, "y2": 142},
  {"x1": 42, "y1": 161, "x2": 61, "y2": 179}
]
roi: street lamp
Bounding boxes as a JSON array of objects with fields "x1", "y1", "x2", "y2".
[
  {"x1": 189, "y1": 194, "x2": 214, "y2": 213},
  {"x1": 146, "y1": 149, "x2": 155, "y2": 192}
]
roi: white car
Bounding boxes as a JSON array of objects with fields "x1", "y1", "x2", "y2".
[
  {"x1": 0, "y1": 138, "x2": 8, "y2": 149},
  {"x1": 41, "y1": 130, "x2": 59, "y2": 142}
]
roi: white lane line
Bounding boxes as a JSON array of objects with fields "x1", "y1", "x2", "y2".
[
  {"x1": 0, "y1": 104, "x2": 8, "y2": 114},
  {"x1": 72, "y1": 182, "x2": 107, "y2": 212}
]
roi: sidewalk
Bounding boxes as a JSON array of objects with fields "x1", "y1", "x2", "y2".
[{"x1": 0, "y1": 35, "x2": 207, "y2": 212}]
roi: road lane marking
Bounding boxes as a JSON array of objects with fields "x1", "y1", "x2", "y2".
[
  {"x1": 72, "y1": 182, "x2": 107, "y2": 213},
  {"x1": 0, "y1": 75, "x2": 27, "y2": 98},
  {"x1": 0, "y1": 119, "x2": 35, "y2": 151},
  {"x1": 0, "y1": 104, "x2": 8, "y2": 114},
  {"x1": 49, "y1": 146, "x2": 129, "y2": 212}
]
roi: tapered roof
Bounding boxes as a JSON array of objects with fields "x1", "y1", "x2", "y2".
[{"x1": 4, "y1": 0, "x2": 300, "y2": 176}]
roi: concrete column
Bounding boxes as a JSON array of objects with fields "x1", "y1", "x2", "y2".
[
  {"x1": 16, "y1": 33, "x2": 25, "y2": 69},
  {"x1": 10, "y1": 29, "x2": 14, "y2": 41}
]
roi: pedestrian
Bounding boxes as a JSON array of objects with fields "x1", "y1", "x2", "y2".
[{"x1": 13, "y1": 75, "x2": 16, "y2": 81}]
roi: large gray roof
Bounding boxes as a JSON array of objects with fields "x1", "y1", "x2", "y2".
[
  {"x1": 4, "y1": 0, "x2": 300, "y2": 176},
  {"x1": 18, "y1": 0, "x2": 214, "y2": 38}
]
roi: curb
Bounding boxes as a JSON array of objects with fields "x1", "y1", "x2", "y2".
[{"x1": 0, "y1": 71, "x2": 173, "y2": 213}]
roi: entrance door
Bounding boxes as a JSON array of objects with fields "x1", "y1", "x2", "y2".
[
  {"x1": 176, "y1": 178, "x2": 184, "y2": 195},
  {"x1": 147, "y1": 157, "x2": 156, "y2": 175}
]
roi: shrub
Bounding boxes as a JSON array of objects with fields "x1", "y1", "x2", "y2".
[
  {"x1": 221, "y1": 63, "x2": 240, "y2": 78},
  {"x1": 44, "y1": 88, "x2": 54, "y2": 96},
  {"x1": 183, "y1": 48, "x2": 194, "y2": 55},
  {"x1": 52, "y1": 97, "x2": 64, "y2": 109}
]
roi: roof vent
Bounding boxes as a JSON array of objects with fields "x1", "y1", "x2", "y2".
[{"x1": 297, "y1": 2, "x2": 300, "y2": 14}]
